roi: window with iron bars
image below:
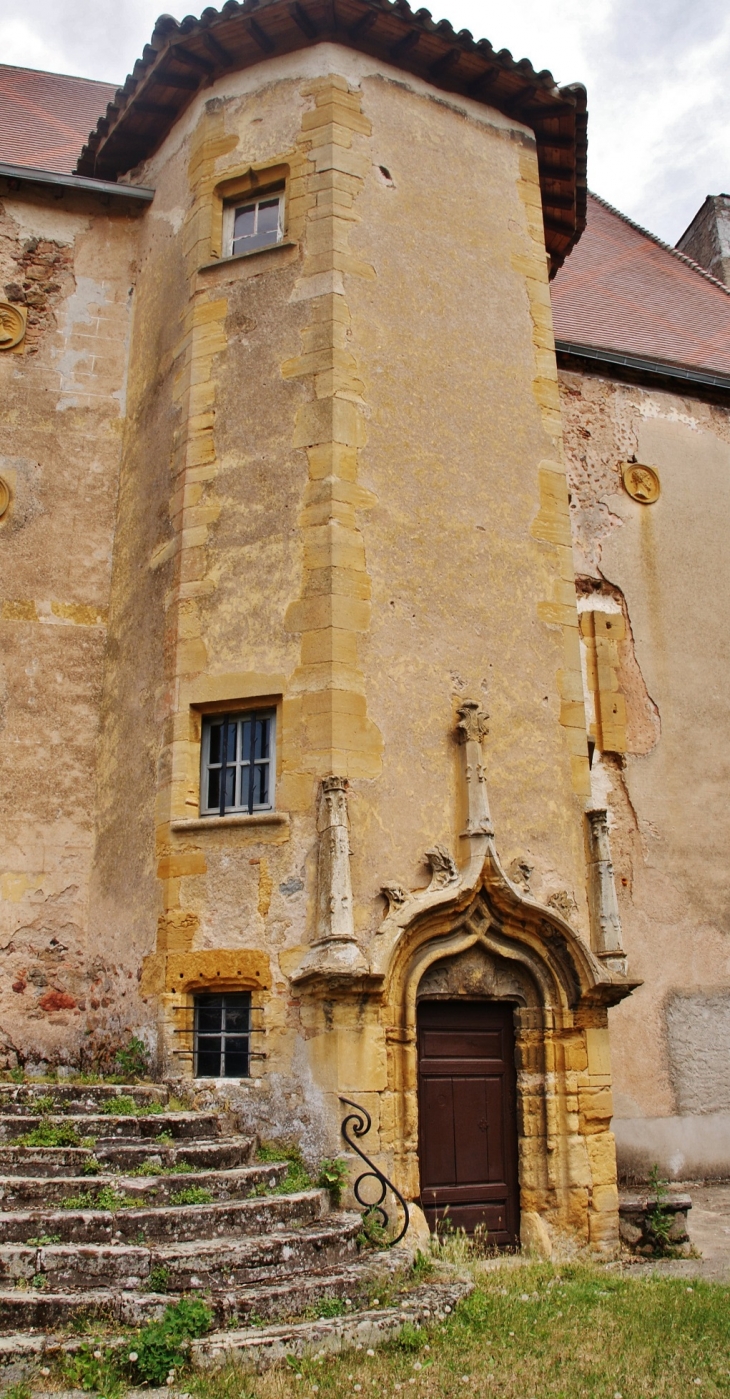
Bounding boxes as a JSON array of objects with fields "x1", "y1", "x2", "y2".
[
  {"x1": 200, "y1": 710, "x2": 275, "y2": 817},
  {"x1": 194, "y1": 992, "x2": 251, "y2": 1079}
]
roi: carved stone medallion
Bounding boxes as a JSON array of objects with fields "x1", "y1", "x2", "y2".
[
  {"x1": 0, "y1": 303, "x2": 26, "y2": 351},
  {"x1": 621, "y1": 461, "x2": 660, "y2": 503},
  {"x1": 0, "y1": 478, "x2": 9, "y2": 520}
]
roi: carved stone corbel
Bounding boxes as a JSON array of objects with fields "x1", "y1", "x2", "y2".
[
  {"x1": 585, "y1": 808, "x2": 627, "y2": 974},
  {"x1": 293, "y1": 776, "x2": 368, "y2": 979},
  {"x1": 381, "y1": 883, "x2": 409, "y2": 915},
  {"x1": 456, "y1": 700, "x2": 494, "y2": 837},
  {"x1": 424, "y1": 845, "x2": 459, "y2": 891}
]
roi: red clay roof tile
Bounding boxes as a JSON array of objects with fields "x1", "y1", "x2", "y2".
[
  {"x1": 0, "y1": 63, "x2": 117, "y2": 174},
  {"x1": 552, "y1": 192, "x2": 730, "y2": 378}
]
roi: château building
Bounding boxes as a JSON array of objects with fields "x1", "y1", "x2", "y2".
[{"x1": 1, "y1": 0, "x2": 729, "y2": 1255}]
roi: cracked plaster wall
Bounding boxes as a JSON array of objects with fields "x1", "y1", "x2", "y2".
[
  {"x1": 560, "y1": 367, "x2": 730, "y2": 1177},
  {"x1": 0, "y1": 181, "x2": 141, "y2": 1069}
]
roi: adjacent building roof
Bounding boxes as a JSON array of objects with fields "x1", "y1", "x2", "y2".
[
  {"x1": 74, "y1": 0, "x2": 587, "y2": 273},
  {"x1": 552, "y1": 192, "x2": 730, "y2": 381},
  {"x1": 0, "y1": 64, "x2": 117, "y2": 175}
]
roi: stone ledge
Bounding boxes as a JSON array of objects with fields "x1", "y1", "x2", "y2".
[{"x1": 170, "y1": 812, "x2": 289, "y2": 832}]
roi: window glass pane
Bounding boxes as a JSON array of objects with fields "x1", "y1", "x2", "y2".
[
  {"x1": 225, "y1": 721, "x2": 237, "y2": 764},
  {"x1": 254, "y1": 717, "x2": 270, "y2": 761},
  {"x1": 196, "y1": 1043, "x2": 222, "y2": 1077},
  {"x1": 233, "y1": 203, "x2": 256, "y2": 240},
  {"x1": 197, "y1": 1004, "x2": 222, "y2": 1034},
  {"x1": 207, "y1": 767, "x2": 220, "y2": 811},
  {"x1": 257, "y1": 198, "x2": 280, "y2": 234},
  {"x1": 224, "y1": 1003, "x2": 250, "y2": 1034},
  {"x1": 241, "y1": 718, "x2": 253, "y2": 765},
  {"x1": 240, "y1": 764, "x2": 251, "y2": 812},
  {"x1": 224, "y1": 1043, "x2": 249, "y2": 1078},
  {"x1": 253, "y1": 763, "x2": 269, "y2": 808},
  {"x1": 224, "y1": 766, "x2": 236, "y2": 810},
  {"x1": 208, "y1": 722, "x2": 222, "y2": 765}
]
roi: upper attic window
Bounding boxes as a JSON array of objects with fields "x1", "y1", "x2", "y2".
[{"x1": 223, "y1": 187, "x2": 283, "y2": 258}]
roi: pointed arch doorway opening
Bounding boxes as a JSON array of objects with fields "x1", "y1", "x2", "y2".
[{"x1": 417, "y1": 999, "x2": 520, "y2": 1245}]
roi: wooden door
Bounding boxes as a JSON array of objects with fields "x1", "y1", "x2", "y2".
[{"x1": 417, "y1": 1000, "x2": 520, "y2": 1244}]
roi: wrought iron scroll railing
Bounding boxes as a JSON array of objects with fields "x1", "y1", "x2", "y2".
[{"x1": 339, "y1": 1096, "x2": 410, "y2": 1246}]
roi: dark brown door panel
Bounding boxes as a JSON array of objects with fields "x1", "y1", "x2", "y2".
[{"x1": 417, "y1": 1000, "x2": 520, "y2": 1245}]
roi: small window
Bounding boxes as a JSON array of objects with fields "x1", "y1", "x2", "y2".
[
  {"x1": 223, "y1": 188, "x2": 283, "y2": 257},
  {"x1": 200, "y1": 710, "x2": 275, "y2": 817},
  {"x1": 194, "y1": 992, "x2": 250, "y2": 1078}
]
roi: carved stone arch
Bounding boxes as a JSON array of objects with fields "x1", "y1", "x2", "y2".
[{"x1": 373, "y1": 836, "x2": 638, "y2": 1252}]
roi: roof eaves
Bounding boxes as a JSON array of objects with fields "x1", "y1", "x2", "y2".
[
  {"x1": 555, "y1": 338, "x2": 730, "y2": 394},
  {"x1": 74, "y1": 0, "x2": 587, "y2": 273},
  {"x1": 589, "y1": 190, "x2": 730, "y2": 298},
  {"x1": 0, "y1": 159, "x2": 154, "y2": 200}
]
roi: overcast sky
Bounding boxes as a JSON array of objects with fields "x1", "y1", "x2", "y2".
[{"x1": 1, "y1": 0, "x2": 728, "y2": 245}]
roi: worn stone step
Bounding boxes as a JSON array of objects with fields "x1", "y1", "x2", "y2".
[
  {"x1": 0, "y1": 1086, "x2": 168, "y2": 1115},
  {"x1": 0, "y1": 1184, "x2": 322, "y2": 1245},
  {"x1": 0, "y1": 1213, "x2": 359, "y2": 1292},
  {"x1": 0, "y1": 1162, "x2": 285, "y2": 1212},
  {"x1": 0, "y1": 1113, "x2": 221, "y2": 1143},
  {"x1": 0, "y1": 1137, "x2": 254, "y2": 1178},
  {"x1": 0, "y1": 1267, "x2": 368, "y2": 1335}
]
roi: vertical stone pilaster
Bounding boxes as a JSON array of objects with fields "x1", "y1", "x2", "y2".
[{"x1": 586, "y1": 808, "x2": 627, "y2": 972}]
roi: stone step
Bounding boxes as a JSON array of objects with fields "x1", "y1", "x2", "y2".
[
  {"x1": 0, "y1": 1086, "x2": 168, "y2": 1115},
  {"x1": 0, "y1": 1183, "x2": 322, "y2": 1245},
  {"x1": 0, "y1": 1113, "x2": 221, "y2": 1143},
  {"x1": 0, "y1": 1162, "x2": 285, "y2": 1212},
  {"x1": 0, "y1": 1137, "x2": 255, "y2": 1178},
  {"x1": 0, "y1": 1267, "x2": 366, "y2": 1333},
  {"x1": 0, "y1": 1213, "x2": 359, "y2": 1293}
]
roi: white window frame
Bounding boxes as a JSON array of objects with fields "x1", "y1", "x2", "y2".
[
  {"x1": 200, "y1": 710, "x2": 276, "y2": 817},
  {"x1": 222, "y1": 188, "x2": 284, "y2": 258}
]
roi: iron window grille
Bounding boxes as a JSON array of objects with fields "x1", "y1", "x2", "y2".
[
  {"x1": 194, "y1": 992, "x2": 251, "y2": 1079},
  {"x1": 200, "y1": 710, "x2": 275, "y2": 817},
  {"x1": 223, "y1": 188, "x2": 284, "y2": 257}
]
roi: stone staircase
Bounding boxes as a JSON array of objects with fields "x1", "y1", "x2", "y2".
[
  {"x1": 0, "y1": 1081, "x2": 368, "y2": 1336},
  {"x1": 0, "y1": 1081, "x2": 474, "y2": 1382}
]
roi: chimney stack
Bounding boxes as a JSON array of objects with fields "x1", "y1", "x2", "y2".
[{"x1": 676, "y1": 194, "x2": 730, "y2": 286}]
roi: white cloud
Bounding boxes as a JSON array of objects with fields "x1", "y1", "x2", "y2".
[{"x1": 1, "y1": 0, "x2": 728, "y2": 243}]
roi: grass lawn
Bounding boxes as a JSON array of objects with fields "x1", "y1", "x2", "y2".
[{"x1": 185, "y1": 1263, "x2": 730, "y2": 1399}]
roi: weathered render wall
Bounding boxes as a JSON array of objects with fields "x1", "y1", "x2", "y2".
[
  {"x1": 0, "y1": 179, "x2": 140, "y2": 1068},
  {"x1": 560, "y1": 366, "x2": 730, "y2": 1178}
]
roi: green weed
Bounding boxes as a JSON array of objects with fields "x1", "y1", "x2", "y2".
[
  {"x1": 317, "y1": 1156, "x2": 349, "y2": 1205},
  {"x1": 99, "y1": 1094, "x2": 163, "y2": 1117},
  {"x1": 29, "y1": 1094, "x2": 56, "y2": 1115},
  {"x1": 16, "y1": 1120, "x2": 80, "y2": 1148},
  {"x1": 81, "y1": 1154, "x2": 103, "y2": 1175},
  {"x1": 255, "y1": 1142, "x2": 312, "y2": 1194},
  {"x1": 314, "y1": 1296, "x2": 347, "y2": 1318},
  {"x1": 113, "y1": 1036, "x2": 151, "y2": 1082},
  {"x1": 146, "y1": 1263, "x2": 170, "y2": 1293},
  {"x1": 60, "y1": 1185, "x2": 138, "y2": 1211},
  {"x1": 169, "y1": 1185, "x2": 213, "y2": 1206},
  {"x1": 130, "y1": 1296, "x2": 212, "y2": 1385},
  {"x1": 60, "y1": 1341, "x2": 124, "y2": 1398},
  {"x1": 27, "y1": 1233, "x2": 61, "y2": 1247}
]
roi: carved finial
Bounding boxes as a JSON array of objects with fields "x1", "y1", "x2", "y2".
[
  {"x1": 456, "y1": 700, "x2": 489, "y2": 745},
  {"x1": 425, "y1": 845, "x2": 459, "y2": 891}
]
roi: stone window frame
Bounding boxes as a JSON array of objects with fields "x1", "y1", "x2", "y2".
[
  {"x1": 170, "y1": 692, "x2": 287, "y2": 832},
  {"x1": 208, "y1": 161, "x2": 292, "y2": 266},
  {"x1": 199, "y1": 707, "x2": 277, "y2": 818}
]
